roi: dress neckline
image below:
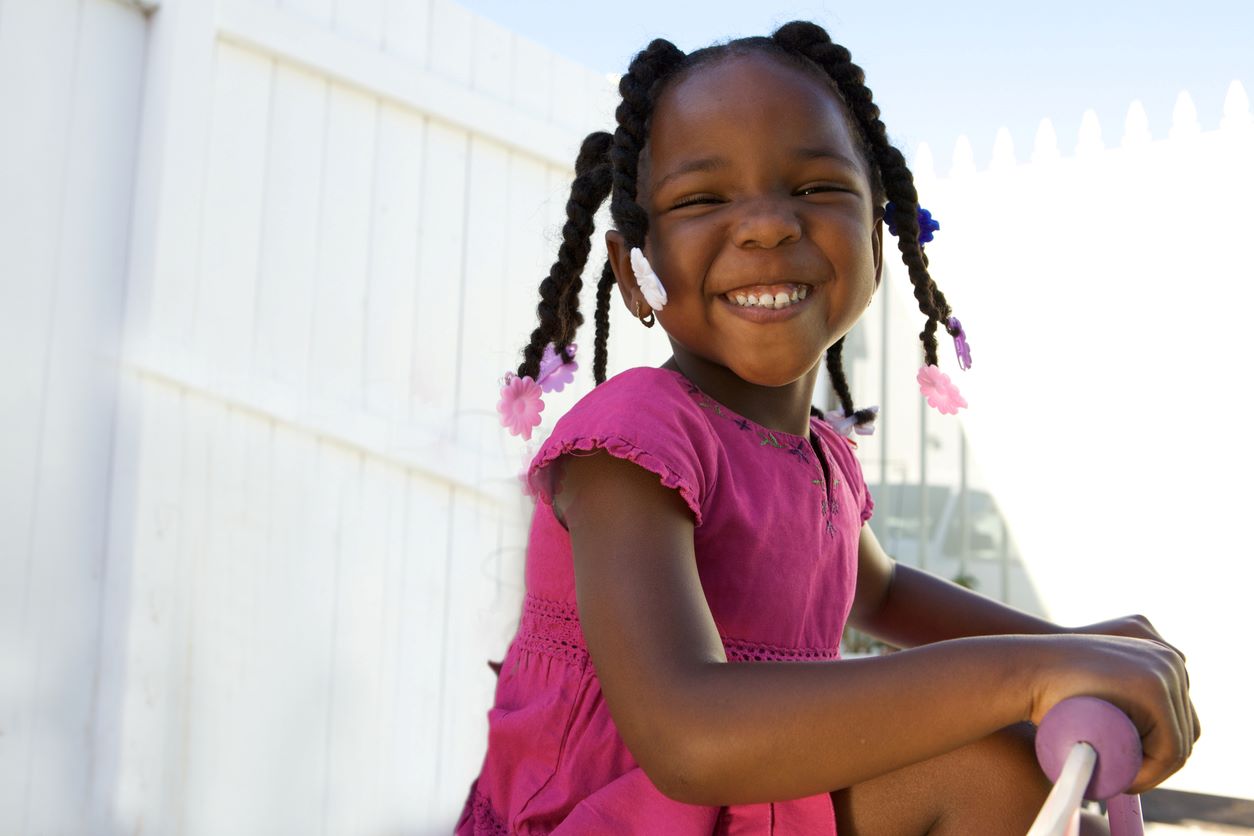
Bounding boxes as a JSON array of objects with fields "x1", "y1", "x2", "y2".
[{"x1": 656, "y1": 366, "x2": 827, "y2": 444}]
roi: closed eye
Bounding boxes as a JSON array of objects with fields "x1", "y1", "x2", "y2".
[
  {"x1": 796, "y1": 183, "x2": 855, "y2": 197},
  {"x1": 670, "y1": 194, "x2": 724, "y2": 209}
]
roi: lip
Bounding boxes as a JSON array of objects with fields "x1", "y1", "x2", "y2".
[{"x1": 718, "y1": 286, "x2": 815, "y2": 322}]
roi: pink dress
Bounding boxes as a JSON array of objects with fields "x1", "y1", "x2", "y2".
[{"x1": 457, "y1": 367, "x2": 874, "y2": 834}]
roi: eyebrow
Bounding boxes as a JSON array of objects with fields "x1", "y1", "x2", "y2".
[
  {"x1": 653, "y1": 156, "x2": 728, "y2": 192},
  {"x1": 793, "y1": 148, "x2": 864, "y2": 171},
  {"x1": 653, "y1": 148, "x2": 864, "y2": 192}
]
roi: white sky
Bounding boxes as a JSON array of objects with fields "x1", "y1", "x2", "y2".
[{"x1": 455, "y1": 0, "x2": 1254, "y2": 169}]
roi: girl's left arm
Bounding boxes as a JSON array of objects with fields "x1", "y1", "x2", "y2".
[{"x1": 849, "y1": 524, "x2": 1178, "y2": 651}]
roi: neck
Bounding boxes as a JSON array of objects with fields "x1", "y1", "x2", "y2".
[{"x1": 662, "y1": 351, "x2": 820, "y2": 438}]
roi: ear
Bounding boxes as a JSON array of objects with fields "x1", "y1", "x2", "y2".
[
  {"x1": 871, "y1": 212, "x2": 884, "y2": 290},
  {"x1": 605, "y1": 229, "x2": 644, "y2": 312}
]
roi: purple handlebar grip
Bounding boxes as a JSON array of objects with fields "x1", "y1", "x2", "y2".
[{"x1": 1035, "y1": 697, "x2": 1142, "y2": 800}]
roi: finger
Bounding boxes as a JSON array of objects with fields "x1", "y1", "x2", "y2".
[
  {"x1": 1168, "y1": 668, "x2": 1192, "y2": 769},
  {"x1": 1133, "y1": 722, "x2": 1169, "y2": 792}
]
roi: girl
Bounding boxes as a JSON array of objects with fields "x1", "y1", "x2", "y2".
[{"x1": 460, "y1": 21, "x2": 1197, "y2": 835}]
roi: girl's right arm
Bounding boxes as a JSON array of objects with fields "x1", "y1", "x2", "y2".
[{"x1": 556, "y1": 451, "x2": 1195, "y2": 807}]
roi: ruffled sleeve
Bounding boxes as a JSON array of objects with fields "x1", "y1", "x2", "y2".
[
  {"x1": 524, "y1": 368, "x2": 718, "y2": 528},
  {"x1": 843, "y1": 435, "x2": 876, "y2": 524}
]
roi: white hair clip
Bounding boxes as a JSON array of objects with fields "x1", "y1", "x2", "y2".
[{"x1": 630, "y1": 247, "x2": 667, "y2": 312}]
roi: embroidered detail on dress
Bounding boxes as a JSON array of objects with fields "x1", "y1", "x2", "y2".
[
  {"x1": 518, "y1": 596, "x2": 842, "y2": 667},
  {"x1": 695, "y1": 395, "x2": 728, "y2": 419},
  {"x1": 820, "y1": 498, "x2": 837, "y2": 538},
  {"x1": 518, "y1": 595, "x2": 588, "y2": 665},
  {"x1": 757, "y1": 430, "x2": 785, "y2": 449},
  {"x1": 723, "y1": 636, "x2": 841, "y2": 662},
  {"x1": 471, "y1": 786, "x2": 509, "y2": 835},
  {"x1": 785, "y1": 437, "x2": 812, "y2": 465}
]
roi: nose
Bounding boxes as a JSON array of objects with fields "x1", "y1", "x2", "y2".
[{"x1": 733, "y1": 197, "x2": 802, "y2": 249}]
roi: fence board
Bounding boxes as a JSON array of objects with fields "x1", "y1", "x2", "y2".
[
  {"x1": 184, "y1": 402, "x2": 252, "y2": 835},
  {"x1": 0, "y1": 9, "x2": 80, "y2": 821},
  {"x1": 199, "y1": 42, "x2": 272, "y2": 388},
  {"x1": 510, "y1": 34, "x2": 552, "y2": 122},
  {"x1": 22, "y1": 1, "x2": 147, "y2": 831},
  {"x1": 403, "y1": 473, "x2": 453, "y2": 824},
  {"x1": 308, "y1": 83, "x2": 377, "y2": 413},
  {"x1": 254, "y1": 421, "x2": 327, "y2": 833},
  {"x1": 409, "y1": 121, "x2": 469, "y2": 425},
  {"x1": 455, "y1": 136, "x2": 512, "y2": 453},
  {"x1": 366, "y1": 457, "x2": 411, "y2": 831},
  {"x1": 427, "y1": 0, "x2": 472, "y2": 86},
  {"x1": 333, "y1": 0, "x2": 383, "y2": 47},
  {"x1": 279, "y1": 0, "x2": 331, "y2": 26},
  {"x1": 324, "y1": 453, "x2": 393, "y2": 836},
  {"x1": 364, "y1": 103, "x2": 424, "y2": 423},
  {"x1": 381, "y1": 0, "x2": 429, "y2": 65},
  {"x1": 253, "y1": 62, "x2": 326, "y2": 401},
  {"x1": 499, "y1": 155, "x2": 553, "y2": 379},
  {"x1": 436, "y1": 487, "x2": 504, "y2": 828},
  {"x1": 140, "y1": 0, "x2": 219, "y2": 360},
  {"x1": 105, "y1": 382, "x2": 190, "y2": 835},
  {"x1": 471, "y1": 13, "x2": 512, "y2": 103}
]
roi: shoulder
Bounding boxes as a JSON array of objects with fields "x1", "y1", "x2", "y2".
[
  {"x1": 548, "y1": 367, "x2": 710, "y2": 440},
  {"x1": 565, "y1": 366, "x2": 697, "y2": 413},
  {"x1": 526, "y1": 367, "x2": 718, "y2": 524}
]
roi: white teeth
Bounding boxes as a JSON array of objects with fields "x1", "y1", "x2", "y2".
[{"x1": 728, "y1": 287, "x2": 811, "y2": 308}]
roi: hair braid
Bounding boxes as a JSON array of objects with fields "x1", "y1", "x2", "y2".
[
  {"x1": 592, "y1": 261, "x2": 616, "y2": 385},
  {"x1": 824, "y1": 339, "x2": 876, "y2": 425},
  {"x1": 773, "y1": 21, "x2": 956, "y2": 370},
  {"x1": 516, "y1": 131, "x2": 613, "y2": 380},
  {"x1": 609, "y1": 39, "x2": 687, "y2": 248}
]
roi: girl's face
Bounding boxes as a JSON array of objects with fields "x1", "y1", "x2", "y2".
[{"x1": 610, "y1": 51, "x2": 883, "y2": 388}]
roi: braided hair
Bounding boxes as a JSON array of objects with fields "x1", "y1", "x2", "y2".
[{"x1": 514, "y1": 21, "x2": 958, "y2": 430}]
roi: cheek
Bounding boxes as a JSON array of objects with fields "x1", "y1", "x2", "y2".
[{"x1": 651, "y1": 229, "x2": 717, "y2": 292}]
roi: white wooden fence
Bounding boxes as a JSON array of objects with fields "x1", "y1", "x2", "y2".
[
  {"x1": 0, "y1": 0, "x2": 637, "y2": 832},
  {"x1": 2, "y1": 1, "x2": 1251, "y2": 833}
]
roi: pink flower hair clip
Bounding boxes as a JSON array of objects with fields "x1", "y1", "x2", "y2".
[
  {"x1": 917, "y1": 365, "x2": 967, "y2": 415},
  {"x1": 497, "y1": 343, "x2": 578, "y2": 440}
]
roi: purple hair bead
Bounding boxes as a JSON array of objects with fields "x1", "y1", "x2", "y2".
[{"x1": 948, "y1": 316, "x2": 972, "y2": 370}]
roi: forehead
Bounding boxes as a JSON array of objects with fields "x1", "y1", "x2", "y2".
[{"x1": 646, "y1": 51, "x2": 864, "y2": 178}]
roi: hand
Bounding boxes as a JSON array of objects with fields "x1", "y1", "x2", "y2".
[
  {"x1": 1027, "y1": 633, "x2": 1199, "y2": 793},
  {"x1": 1070, "y1": 613, "x2": 1186, "y2": 660}
]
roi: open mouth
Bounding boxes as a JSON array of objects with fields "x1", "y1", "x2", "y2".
[{"x1": 722, "y1": 283, "x2": 811, "y2": 311}]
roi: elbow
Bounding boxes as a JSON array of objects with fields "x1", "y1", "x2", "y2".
[{"x1": 627, "y1": 714, "x2": 731, "y2": 806}]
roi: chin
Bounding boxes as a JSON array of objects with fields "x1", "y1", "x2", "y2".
[{"x1": 731, "y1": 362, "x2": 812, "y2": 389}]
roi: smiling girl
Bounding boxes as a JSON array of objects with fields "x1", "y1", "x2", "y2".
[{"x1": 460, "y1": 22, "x2": 1196, "y2": 835}]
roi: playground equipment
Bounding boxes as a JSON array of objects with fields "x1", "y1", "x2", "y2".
[{"x1": 1030, "y1": 696, "x2": 1145, "y2": 836}]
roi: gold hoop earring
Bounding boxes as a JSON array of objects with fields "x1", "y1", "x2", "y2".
[{"x1": 635, "y1": 299, "x2": 655, "y2": 328}]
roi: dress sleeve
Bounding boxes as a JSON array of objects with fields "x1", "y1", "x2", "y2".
[
  {"x1": 524, "y1": 369, "x2": 717, "y2": 527},
  {"x1": 835, "y1": 434, "x2": 875, "y2": 524}
]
